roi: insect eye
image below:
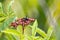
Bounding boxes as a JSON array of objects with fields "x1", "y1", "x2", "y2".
[{"x1": 22, "y1": 18, "x2": 28, "y2": 21}]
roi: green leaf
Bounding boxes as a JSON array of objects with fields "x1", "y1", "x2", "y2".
[
  {"x1": 0, "y1": 3, "x2": 3, "y2": 13},
  {"x1": 7, "y1": 0, "x2": 14, "y2": 12},
  {"x1": 34, "y1": 36, "x2": 44, "y2": 40},
  {"x1": 17, "y1": 25, "x2": 24, "y2": 40},
  {"x1": 0, "y1": 3, "x2": 6, "y2": 17},
  {"x1": 24, "y1": 25, "x2": 32, "y2": 36},
  {"x1": 5, "y1": 33, "x2": 16, "y2": 40},
  {"x1": 27, "y1": 36, "x2": 32, "y2": 40},
  {"x1": 36, "y1": 28, "x2": 47, "y2": 38},
  {"x1": 44, "y1": 26, "x2": 53, "y2": 40},
  {"x1": 27, "y1": 36, "x2": 44, "y2": 40},
  {"x1": 17, "y1": 25, "x2": 23, "y2": 34},
  {"x1": 1, "y1": 29, "x2": 20, "y2": 37},
  {"x1": 0, "y1": 17, "x2": 6, "y2": 22},
  {"x1": 0, "y1": 33, "x2": 7, "y2": 40},
  {"x1": 32, "y1": 20, "x2": 38, "y2": 36},
  {"x1": 7, "y1": 0, "x2": 14, "y2": 16},
  {"x1": 0, "y1": 15, "x2": 15, "y2": 31},
  {"x1": 0, "y1": 13, "x2": 6, "y2": 17},
  {"x1": 0, "y1": 32, "x2": 2, "y2": 37}
]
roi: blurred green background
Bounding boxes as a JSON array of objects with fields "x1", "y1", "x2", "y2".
[{"x1": 0, "y1": 0, "x2": 60, "y2": 40}]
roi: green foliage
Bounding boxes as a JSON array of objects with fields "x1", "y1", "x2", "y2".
[
  {"x1": 0, "y1": 15, "x2": 15, "y2": 31},
  {"x1": 0, "y1": 0, "x2": 5, "y2": 2},
  {"x1": 36, "y1": 28, "x2": 47, "y2": 38},
  {"x1": 5, "y1": 33, "x2": 16, "y2": 40},
  {"x1": 32, "y1": 20, "x2": 38, "y2": 36},
  {"x1": 0, "y1": 20, "x2": 54, "y2": 40},
  {"x1": 0, "y1": 0, "x2": 57, "y2": 40},
  {"x1": 44, "y1": 26, "x2": 53, "y2": 40},
  {"x1": 46, "y1": 0, "x2": 54, "y2": 6}
]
